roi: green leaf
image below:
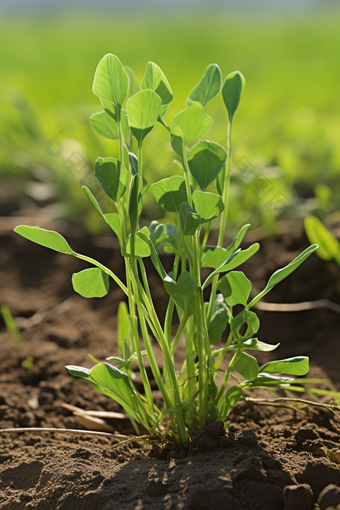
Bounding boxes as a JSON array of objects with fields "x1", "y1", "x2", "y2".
[
  {"x1": 124, "y1": 227, "x2": 151, "y2": 258},
  {"x1": 202, "y1": 243, "x2": 260, "y2": 290},
  {"x1": 141, "y1": 61, "x2": 173, "y2": 106},
  {"x1": 192, "y1": 190, "x2": 223, "y2": 223},
  {"x1": 93, "y1": 54, "x2": 129, "y2": 107},
  {"x1": 150, "y1": 176, "x2": 188, "y2": 213},
  {"x1": 163, "y1": 271, "x2": 197, "y2": 317},
  {"x1": 125, "y1": 66, "x2": 140, "y2": 99},
  {"x1": 225, "y1": 386, "x2": 243, "y2": 410},
  {"x1": 82, "y1": 186, "x2": 105, "y2": 220},
  {"x1": 248, "y1": 245, "x2": 318, "y2": 308},
  {"x1": 260, "y1": 357, "x2": 309, "y2": 376},
  {"x1": 179, "y1": 203, "x2": 201, "y2": 236},
  {"x1": 187, "y1": 64, "x2": 222, "y2": 107},
  {"x1": 173, "y1": 102, "x2": 212, "y2": 145},
  {"x1": 304, "y1": 216, "x2": 340, "y2": 264},
  {"x1": 120, "y1": 109, "x2": 132, "y2": 147},
  {"x1": 163, "y1": 223, "x2": 178, "y2": 254},
  {"x1": 208, "y1": 294, "x2": 229, "y2": 344},
  {"x1": 14, "y1": 226, "x2": 75, "y2": 255},
  {"x1": 105, "y1": 213, "x2": 123, "y2": 245},
  {"x1": 187, "y1": 141, "x2": 226, "y2": 191},
  {"x1": 66, "y1": 365, "x2": 90, "y2": 379},
  {"x1": 202, "y1": 224, "x2": 250, "y2": 268},
  {"x1": 231, "y1": 309, "x2": 260, "y2": 340},
  {"x1": 149, "y1": 221, "x2": 164, "y2": 246},
  {"x1": 129, "y1": 152, "x2": 139, "y2": 176},
  {"x1": 170, "y1": 124, "x2": 185, "y2": 160},
  {"x1": 100, "y1": 98, "x2": 116, "y2": 120},
  {"x1": 234, "y1": 351, "x2": 259, "y2": 380},
  {"x1": 217, "y1": 271, "x2": 251, "y2": 307},
  {"x1": 239, "y1": 373, "x2": 294, "y2": 390},
  {"x1": 127, "y1": 89, "x2": 162, "y2": 144},
  {"x1": 240, "y1": 338, "x2": 279, "y2": 352},
  {"x1": 72, "y1": 268, "x2": 109, "y2": 298},
  {"x1": 222, "y1": 71, "x2": 246, "y2": 121},
  {"x1": 129, "y1": 174, "x2": 143, "y2": 233},
  {"x1": 95, "y1": 157, "x2": 129, "y2": 204},
  {"x1": 117, "y1": 301, "x2": 129, "y2": 359},
  {"x1": 89, "y1": 111, "x2": 118, "y2": 140},
  {"x1": 71, "y1": 362, "x2": 140, "y2": 422}
]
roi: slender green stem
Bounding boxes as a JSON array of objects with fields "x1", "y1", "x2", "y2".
[
  {"x1": 206, "y1": 120, "x2": 233, "y2": 324},
  {"x1": 138, "y1": 142, "x2": 143, "y2": 176},
  {"x1": 158, "y1": 115, "x2": 170, "y2": 132},
  {"x1": 171, "y1": 315, "x2": 188, "y2": 355},
  {"x1": 182, "y1": 150, "x2": 193, "y2": 207},
  {"x1": 215, "y1": 347, "x2": 240, "y2": 405}
]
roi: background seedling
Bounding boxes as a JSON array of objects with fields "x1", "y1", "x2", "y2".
[{"x1": 15, "y1": 54, "x2": 318, "y2": 445}]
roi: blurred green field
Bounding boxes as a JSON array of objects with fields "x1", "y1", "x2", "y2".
[{"x1": 1, "y1": 8, "x2": 340, "y2": 233}]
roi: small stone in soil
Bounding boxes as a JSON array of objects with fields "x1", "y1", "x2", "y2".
[
  {"x1": 231, "y1": 456, "x2": 266, "y2": 483},
  {"x1": 317, "y1": 484, "x2": 340, "y2": 510},
  {"x1": 237, "y1": 429, "x2": 258, "y2": 447},
  {"x1": 204, "y1": 420, "x2": 225, "y2": 438},
  {"x1": 282, "y1": 484, "x2": 313, "y2": 510}
]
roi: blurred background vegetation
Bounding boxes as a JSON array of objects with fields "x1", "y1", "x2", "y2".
[{"x1": 1, "y1": 1, "x2": 339, "y2": 234}]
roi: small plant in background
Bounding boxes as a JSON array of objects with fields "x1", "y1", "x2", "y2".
[
  {"x1": 1, "y1": 304, "x2": 22, "y2": 344},
  {"x1": 305, "y1": 215, "x2": 340, "y2": 267},
  {"x1": 15, "y1": 55, "x2": 318, "y2": 445}
]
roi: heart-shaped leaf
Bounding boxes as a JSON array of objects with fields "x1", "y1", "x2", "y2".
[
  {"x1": 127, "y1": 89, "x2": 162, "y2": 144},
  {"x1": 72, "y1": 268, "x2": 109, "y2": 298},
  {"x1": 222, "y1": 71, "x2": 246, "y2": 121},
  {"x1": 93, "y1": 54, "x2": 129, "y2": 108},
  {"x1": 217, "y1": 271, "x2": 251, "y2": 307},
  {"x1": 150, "y1": 176, "x2": 188, "y2": 213},
  {"x1": 187, "y1": 64, "x2": 222, "y2": 107},
  {"x1": 192, "y1": 190, "x2": 223, "y2": 223},
  {"x1": 95, "y1": 157, "x2": 129, "y2": 204},
  {"x1": 173, "y1": 102, "x2": 212, "y2": 145},
  {"x1": 187, "y1": 141, "x2": 226, "y2": 191},
  {"x1": 141, "y1": 62, "x2": 173, "y2": 107}
]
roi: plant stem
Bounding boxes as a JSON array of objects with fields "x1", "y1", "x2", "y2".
[
  {"x1": 206, "y1": 120, "x2": 232, "y2": 324},
  {"x1": 138, "y1": 142, "x2": 143, "y2": 176}
]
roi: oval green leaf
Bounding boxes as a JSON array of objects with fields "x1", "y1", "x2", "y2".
[
  {"x1": 127, "y1": 89, "x2": 162, "y2": 144},
  {"x1": 179, "y1": 203, "x2": 201, "y2": 236},
  {"x1": 89, "y1": 111, "x2": 118, "y2": 140},
  {"x1": 260, "y1": 357, "x2": 309, "y2": 376},
  {"x1": 234, "y1": 351, "x2": 259, "y2": 380},
  {"x1": 14, "y1": 226, "x2": 75, "y2": 255},
  {"x1": 222, "y1": 71, "x2": 246, "y2": 121},
  {"x1": 173, "y1": 102, "x2": 212, "y2": 146},
  {"x1": 72, "y1": 268, "x2": 109, "y2": 298},
  {"x1": 187, "y1": 141, "x2": 227, "y2": 191},
  {"x1": 192, "y1": 190, "x2": 223, "y2": 224},
  {"x1": 208, "y1": 294, "x2": 229, "y2": 344},
  {"x1": 93, "y1": 53, "x2": 129, "y2": 107},
  {"x1": 141, "y1": 61, "x2": 173, "y2": 106},
  {"x1": 150, "y1": 176, "x2": 188, "y2": 213},
  {"x1": 217, "y1": 271, "x2": 251, "y2": 307},
  {"x1": 187, "y1": 64, "x2": 222, "y2": 107},
  {"x1": 95, "y1": 157, "x2": 129, "y2": 204}
]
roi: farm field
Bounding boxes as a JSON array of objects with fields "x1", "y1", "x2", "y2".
[{"x1": 1, "y1": 6, "x2": 340, "y2": 510}]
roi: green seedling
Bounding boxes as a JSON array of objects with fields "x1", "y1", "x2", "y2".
[
  {"x1": 15, "y1": 55, "x2": 318, "y2": 445},
  {"x1": 305, "y1": 215, "x2": 340, "y2": 267},
  {"x1": 1, "y1": 304, "x2": 22, "y2": 344}
]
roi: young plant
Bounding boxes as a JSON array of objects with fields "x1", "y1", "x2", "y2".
[
  {"x1": 305, "y1": 215, "x2": 340, "y2": 267},
  {"x1": 15, "y1": 55, "x2": 318, "y2": 445}
]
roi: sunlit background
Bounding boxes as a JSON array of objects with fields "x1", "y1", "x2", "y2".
[{"x1": 1, "y1": 0, "x2": 339, "y2": 234}]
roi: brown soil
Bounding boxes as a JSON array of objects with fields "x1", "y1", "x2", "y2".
[{"x1": 1, "y1": 226, "x2": 340, "y2": 510}]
